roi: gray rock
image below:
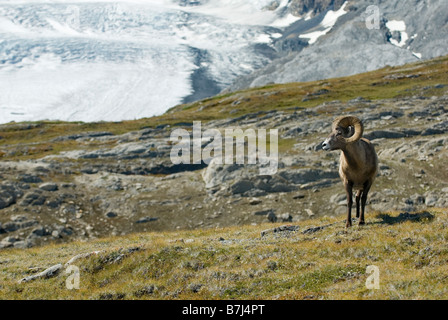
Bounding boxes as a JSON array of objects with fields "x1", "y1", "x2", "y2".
[
  {"x1": 46, "y1": 199, "x2": 62, "y2": 208},
  {"x1": 52, "y1": 225, "x2": 74, "y2": 236},
  {"x1": 421, "y1": 127, "x2": 446, "y2": 136},
  {"x1": 2, "y1": 218, "x2": 38, "y2": 232},
  {"x1": 136, "y1": 217, "x2": 158, "y2": 224},
  {"x1": 260, "y1": 225, "x2": 300, "y2": 237},
  {"x1": 425, "y1": 193, "x2": 438, "y2": 207},
  {"x1": 80, "y1": 167, "x2": 98, "y2": 174},
  {"x1": 0, "y1": 242, "x2": 13, "y2": 249},
  {"x1": 330, "y1": 193, "x2": 346, "y2": 205},
  {"x1": 17, "y1": 174, "x2": 43, "y2": 183},
  {"x1": 249, "y1": 198, "x2": 262, "y2": 205},
  {"x1": 18, "y1": 264, "x2": 63, "y2": 283},
  {"x1": 30, "y1": 226, "x2": 51, "y2": 237},
  {"x1": 53, "y1": 131, "x2": 113, "y2": 142},
  {"x1": 302, "y1": 226, "x2": 325, "y2": 234},
  {"x1": 19, "y1": 192, "x2": 47, "y2": 206},
  {"x1": 267, "y1": 211, "x2": 277, "y2": 223},
  {"x1": 61, "y1": 183, "x2": 77, "y2": 189},
  {"x1": 254, "y1": 209, "x2": 275, "y2": 216},
  {"x1": 51, "y1": 230, "x2": 61, "y2": 238},
  {"x1": 65, "y1": 250, "x2": 103, "y2": 266},
  {"x1": 363, "y1": 130, "x2": 406, "y2": 140},
  {"x1": 61, "y1": 204, "x2": 77, "y2": 215},
  {"x1": 1, "y1": 236, "x2": 19, "y2": 244},
  {"x1": 0, "y1": 183, "x2": 24, "y2": 209},
  {"x1": 231, "y1": 180, "x2": 254, "y2": 195},
  {"x1": 39, "y1": 183, "x2": 58, "y2": 192},
  {"x1": 409, "y1": 194, "x2": 425, "y2": 205},
  {"x1": 13, "y1": 240, "x2": 33, "y2": 249},
  {"x1": 282, "y1": 126, "x2": 302, "y2": 138},
  {"x1": 278, "y1": 169, "x2": 339, "y2": 184},
  {"x1": 106, "y1": 212, "x2": 118, "y2": 218},
  {"x1": 278, "y1": 213, "x2": 293, "y2": 222}
]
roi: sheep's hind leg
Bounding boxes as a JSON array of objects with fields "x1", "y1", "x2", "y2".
[
  {"x1": 359, "y1": 181, "x2": 372, "y2": 226},
  {"x1": 355, "y1": 190, "x2": 362, "y2": 218}
]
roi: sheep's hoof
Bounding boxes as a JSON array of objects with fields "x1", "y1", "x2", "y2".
[
  {"x1": 345, "y1": 220, "x2": 352, "y2": 228},
  {"x1": 358, "y1": 220, "x2": 365, "y2": 226}
]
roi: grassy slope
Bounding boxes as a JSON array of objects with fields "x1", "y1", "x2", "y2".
[{"x1": 0, "y1": 208, "x2": 447, "y2": 300}]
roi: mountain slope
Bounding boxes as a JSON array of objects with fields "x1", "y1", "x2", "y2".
[
  {"x1": 0, "y1": 54, "x2": 447, "y2": 250},
  {"x1": 0, "y1": 52, "x2": 447, "y2": 301},
  {"x1": 228, "y1": 0, "x2": 448, "y2": 91}
]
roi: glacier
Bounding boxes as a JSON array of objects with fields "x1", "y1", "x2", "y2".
[{"x1": 0, "y1": 0, "x2": 300, "y2": 123}]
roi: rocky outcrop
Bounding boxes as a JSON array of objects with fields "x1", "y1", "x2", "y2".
[{"x1": 0, "y1": 183, "x2": 24, "y2": 209}]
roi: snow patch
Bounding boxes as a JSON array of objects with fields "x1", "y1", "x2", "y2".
[
  {"x1": 412, "y1": 52, "x2": 422, "y2": 59},
  {"x1": 386, "y1": 20, "x2": 406, "y2": 32},
  {"x1": 255, "y1": 33, "x2": 272, "y2": 43},
  {"x1": 320, "y1": 1, "x2": 348, "y2": 29},
  {"x1": 299, "y1": 1, "x2": 348, "y2": 45},
  {"x1": 299, "y1": 27, "x2": 332, "y2": 45},
  {"x1": 270, "y1": 13, "x2": 301, "y2": 28},
  {"x1": 304, "y1": 12, "x2": 312, "y2": 21},
  {"x1": 386, "y1": 19, "x2": 409, "y2": 48}
]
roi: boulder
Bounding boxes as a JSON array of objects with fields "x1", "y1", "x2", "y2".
[
  {"x1": 231, "y1": 180, "x2": 254, "y2": 194},
  {"x1": 278, "y1": 169, "x2": 339, "y2": 185},
  {"x1": 424, "y1": 193, "x2": 438, "y2": 207},
  {"x1": 18, "y1": 264, "x2": 63, "y2": 283},
  {"x1": 19, "y1": 191, "x2": 47, "y2": 206},
  {"x1": 136, "y1": 217, "x2": 158, "y2": 224},
  {"x1": 0, "y1": 183, "x2": 24, "y2": 209},
  {"x1": 39, "y1": 182, "x2": 58, "y2": 192},
  {"x1": 363, "y1": 130, "x2": 406, "y2": 140},
  {"x1": 17, "y1": 174, "x2": 43, "y2": 183}
]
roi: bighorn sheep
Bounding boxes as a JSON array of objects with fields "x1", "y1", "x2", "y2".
[{"x1": 322, "y1": 116, "x2": 378, "y2": 227}]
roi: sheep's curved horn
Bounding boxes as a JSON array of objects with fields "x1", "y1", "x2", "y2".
[{"x1": 332, "y1": 116, "x2": 363, "y2": 143}]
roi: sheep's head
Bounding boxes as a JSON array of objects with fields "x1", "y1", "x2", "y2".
[{"x1": 322, "y1": 116, "x2": 363, "y2": 151}]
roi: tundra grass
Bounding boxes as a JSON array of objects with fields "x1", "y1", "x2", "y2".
[{"x1": 0, "y1": 208, "x2": 447, "y2": 300}]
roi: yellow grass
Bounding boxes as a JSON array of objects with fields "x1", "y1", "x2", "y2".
[{"x1": 1, "y1": 208, "x2": 447, "y2": 300}]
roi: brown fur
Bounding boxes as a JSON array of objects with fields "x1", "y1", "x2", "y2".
[{"x1": 322, "y1": 117, "x2": 378, "y2": 227}]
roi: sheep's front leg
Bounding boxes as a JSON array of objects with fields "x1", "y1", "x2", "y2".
[{"x1": 345, "y1": 181, "x2": 354, "y2": 228}]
